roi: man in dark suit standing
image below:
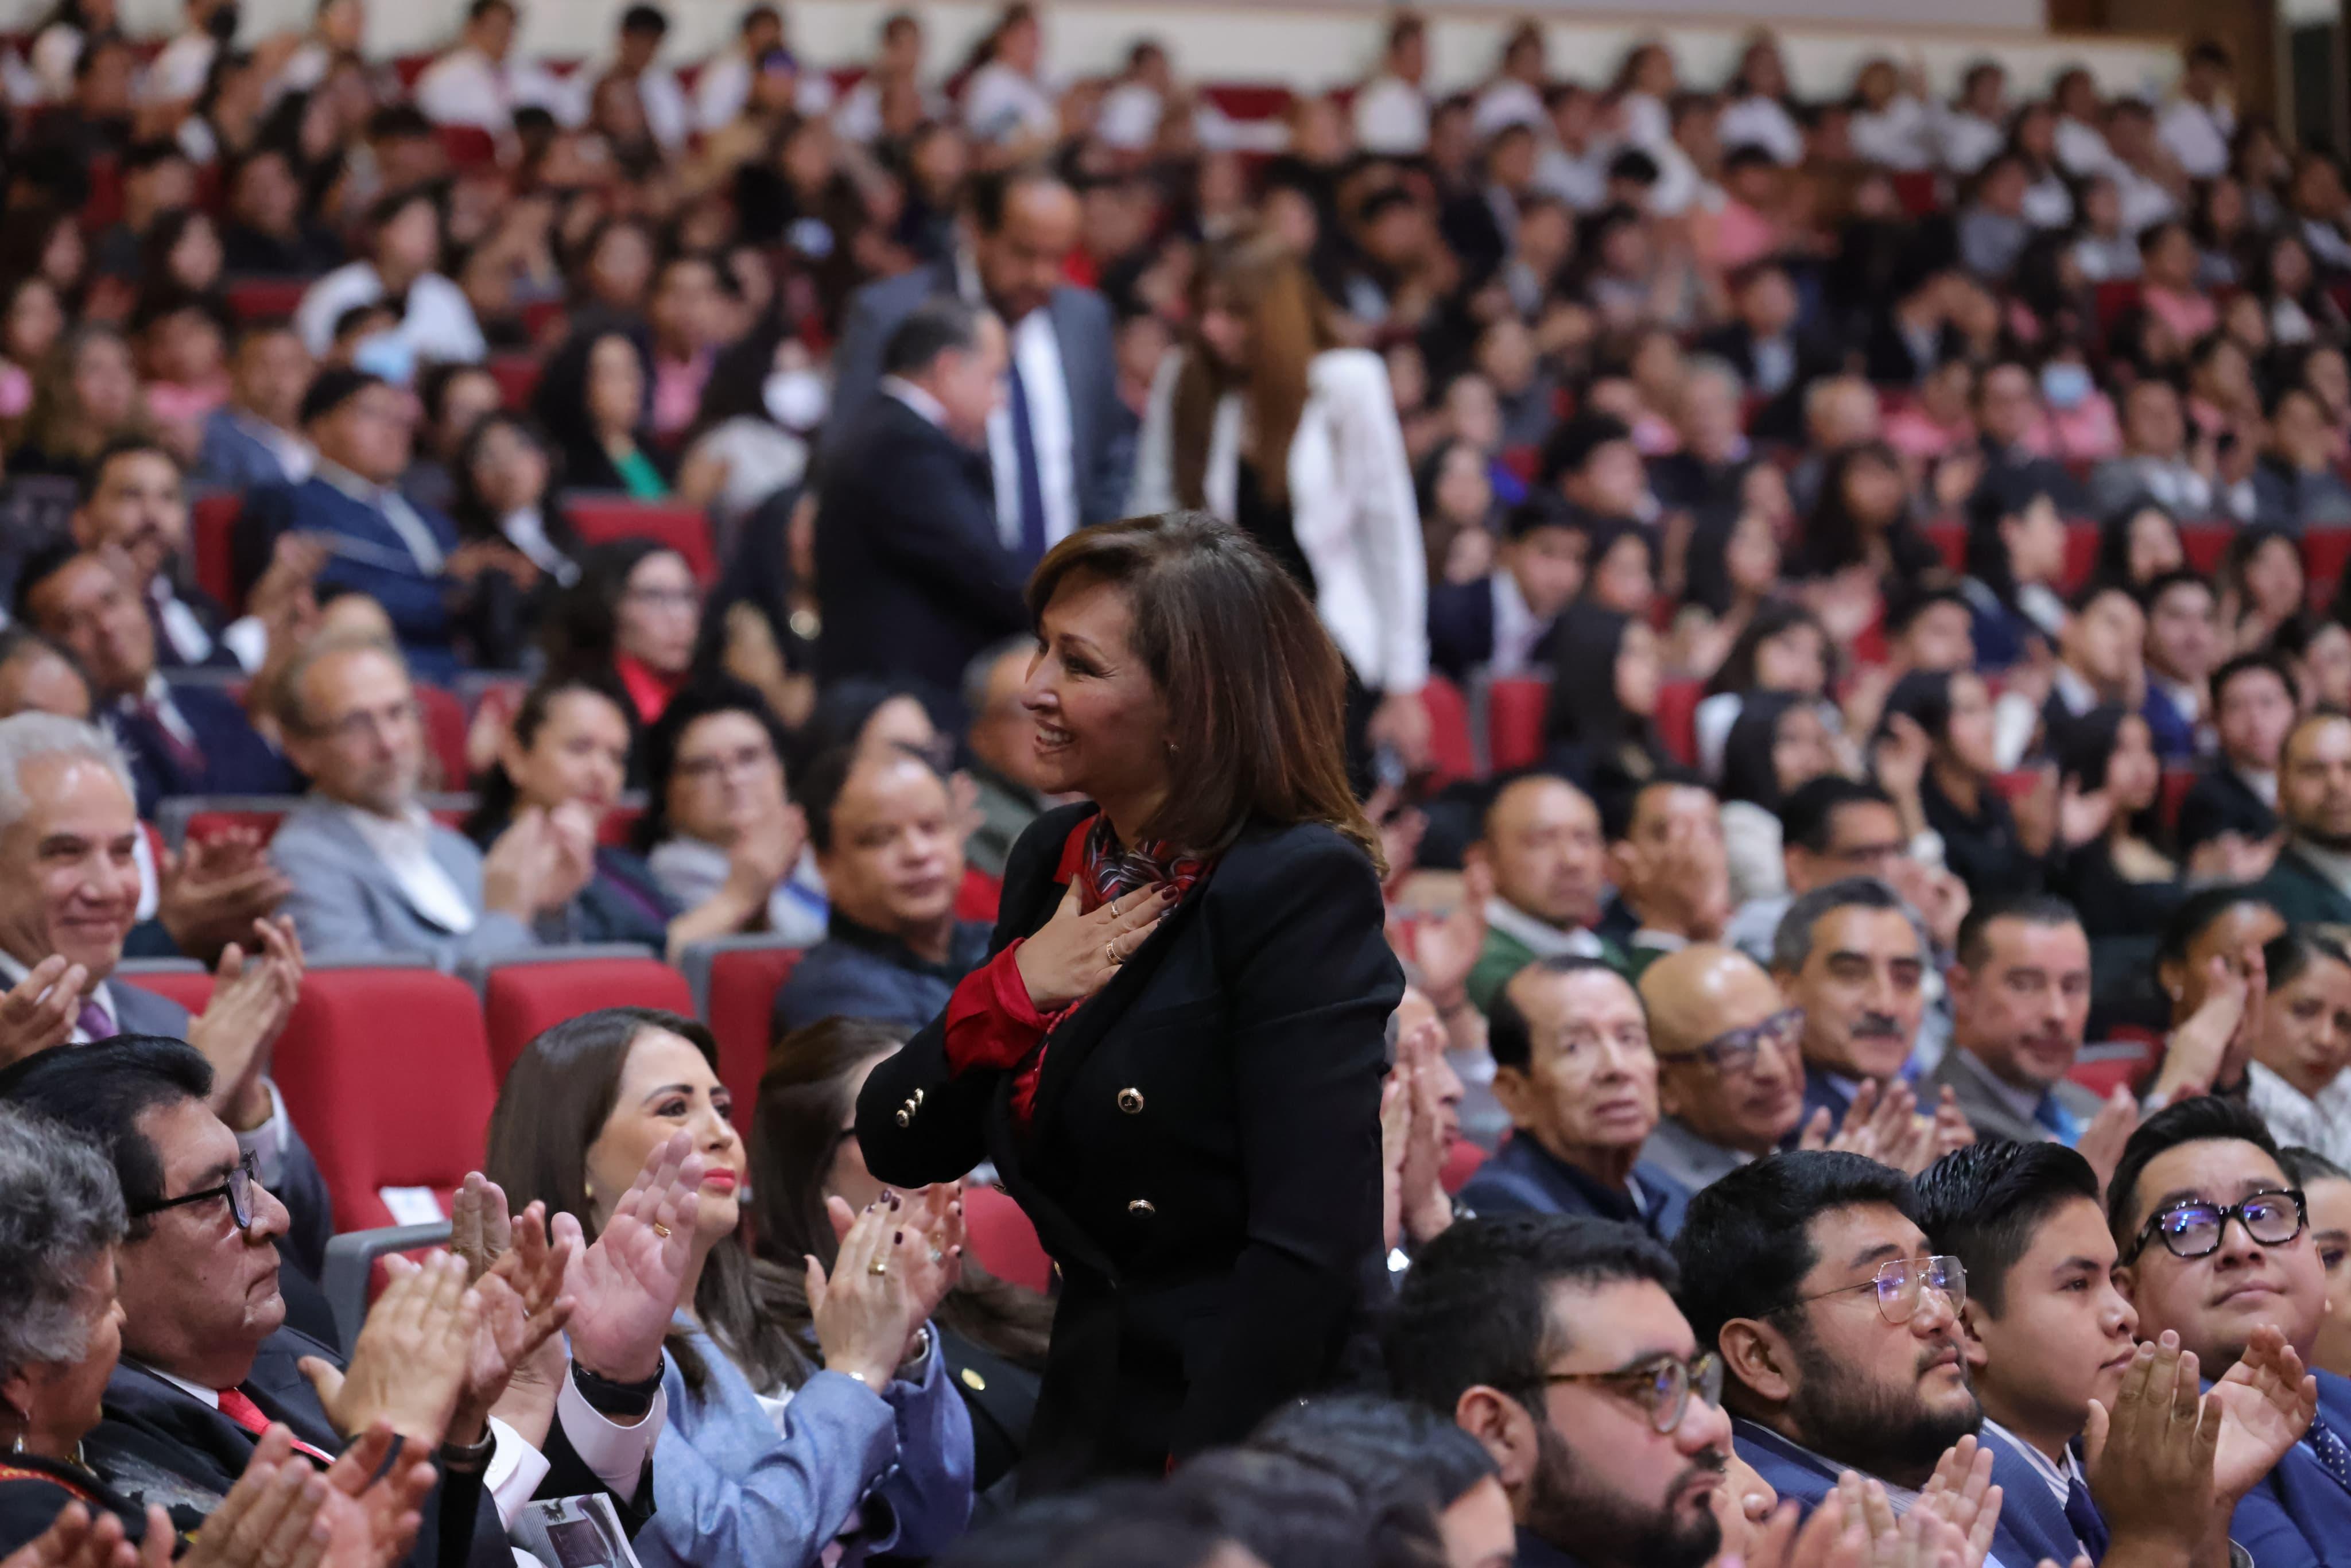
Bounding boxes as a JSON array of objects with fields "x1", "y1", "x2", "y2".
[
  {"x1": 17, "y1": 545, "x2": 296, "y2": 817},
  {"x1": 816, "y1": 297, "x2": 1028, "y2": 714},
  {"x1": 827, "y1": 164, "x2": 1128, "y2": 544}
]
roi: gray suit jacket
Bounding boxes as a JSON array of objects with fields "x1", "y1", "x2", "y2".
[
  {"x1": 108, "y1": 980, "x2": 335, "y2": 1279},
  {"x1": 824, "y1": 257, "x2": 1128, "y2": 527},
  {"x1": 1926, "y1": 1045, "x2": 2104, "y2": 1147},
  {"x1": 267, "y1": 797, "x2": 538, "y2": 971}
]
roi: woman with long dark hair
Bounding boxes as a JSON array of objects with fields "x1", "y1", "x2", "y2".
[
  {"x1": 1786, "y1": 441, "x2": 1943, "y2": 585},
  {"x1": 1874, "y1": 667, "x2": 2040, "y2": 901},
  {"x1": 2249, "y1": 929, "x2": 2351, "y2": 1167},
  {"x1": 486, "y1": 1007, "x2": 976, "y2": 1568},
  {"x1": 1542, "y1": 604, "x2": 1672, "y2": 798},
  {"x1": 637, "y1": 678, "x2": 825, "y2": 947},
  {"x1": 1129, "y1": 228, "x2": 1429, "y2": 784},
  {"x1": 856, "y1": 511, "x2": 1402, "y2": 1490},
  {"x1": 542, "y1": 538, "x2": 703, "y2": 734},
  {"x1": 1718, "y1": 690, "x2": 1844, "y2": 905},
  {"x1": 1960, "y1": 481, "x2": 2071, "y2": 669},
  {"x1": 531, "y1": 324, "x2": 672, "y2": 499},
  {"x1": 2049, "y1": 702, "x2": 2187, "y2": 942},
  {"x1": 752, "y1": 1017, "x2": 1053, "y2": 1499},
  {"x1": 2092, "y1": 499, "x2": 2185, "y2": 591}
]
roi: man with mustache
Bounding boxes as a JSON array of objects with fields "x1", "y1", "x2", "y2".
[
  {"x1": 1670, "y1": 1150, "x2": 2057, "y2": 1562},
  {"x1": 1385, "y1": 1213, "x2": 1733, "y2": 1568},
  {"x1": 1925, "y1": 895, "x2": 2112, "y2": 1151},
  {"x1": 1772, "y1": 876, "x2": 1973, "y2": 1169},
  {"x1": 2108, "y1": 1097, "x2": 2351, "y2": 1567}
]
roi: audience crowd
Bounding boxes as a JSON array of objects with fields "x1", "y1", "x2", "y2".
[{"x1": 6, "y1": 1, "x2": 2351, "y2": 1565}]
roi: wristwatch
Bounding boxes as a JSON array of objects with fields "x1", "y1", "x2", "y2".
[{"x1": 571, "y1": 1354, "x2": 666, "y2": 1420}]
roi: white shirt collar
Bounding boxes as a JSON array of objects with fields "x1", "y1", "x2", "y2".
[
  {"x1": 134, "y1": 1362, "x2": 223, "y2": 1408},
  {"x1": 1484, "y1": 897, "x2": 1605, "y2": 960},
  {"x1": 880, "y1": 375, "x2": 951, "y2": 431},
  {"x1": 1983, "y1": 1416, "x2": 2077, "y2": 1504}
]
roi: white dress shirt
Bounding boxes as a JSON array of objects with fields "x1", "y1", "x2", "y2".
[
  {"x1": 1850, "y1": 97, "x2": 1938, "y2": 171},
  {"x1": 961, "y1": 61, "x2": 1056, "y2": 146},
  {"x1": 1718, "y1": 95, "x2": 1806, "y2": 165},
  {"x1": 1352, "y1": 73, "x2": 1429, "y2": 156},
  {"x1": 2159, "y1": 98, "x2": 2234, "y2": 180},
  {"x1": 1472, "y1": 79, "x2": 1546, "y2": 138},
  {"x1": 294, "y1": 263, "x2": 486, "y2": 367},
  {"x1": 985, "y1": 305, "x2": 1078, "y2": 554},
  {"x1": 2055, "y1": 117, "x2": 2120, "y2": 179},
  {"x1": 1488, "y1": 569, "x2": 1546, "y2": 678},
  {"x1": 831, "y1": 73, "x2": 941, "y2": 145},
  {"x1": 2113, "y1": 162, "x2": 2179, "y2": 235},
  {"x1": 413, "y1": 45, "x2": 569, "y2": 131},
  {"x1": 564, "y1": 59, "x2": 690, "y2": 148},
  {"x1": 1534, "y1": 139, "x2": 1612, "y2": 211},
  {"x1": 2249, "y1": 1061, "x2": 2351, "y2": 1170},
  {"x1": 145, "y1": 31, "x2": 216, "y2": 104},
  {"x1": 339, "y1": 801, "x2": 476, "y2": 933},
  {"x1": 1940, "y1": 111, "x2": 2007, "y2": 175}
]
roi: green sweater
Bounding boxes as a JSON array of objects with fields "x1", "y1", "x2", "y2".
[{"x1": 1466, "y1": 921, "x2": 1632, "y2": 1013}]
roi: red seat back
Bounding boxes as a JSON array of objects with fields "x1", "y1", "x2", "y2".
[
  {"x1": 1890, "y1": 170, "x2": 1942, "y2": 217},
  {"x1": 2180, "y1": 522, "x2": 2230, "y2": 575},
  {"x1": 184, "y1": 806, "x2": 293, "y2": 846},
  {"x1": 961, "y1": 1182, "x2": 1053, "y2": 1293},
  {"x1": 436, "y1": 124, "x2": 498, "y2": 169},
  {"x1": 1924, "y1": 519, "x2": 1965, "y2": 573},
  {"x1": 191, "y1": 495, "x2": 242, "y2": 612},
  {"x1": 707, "y1": 945, "x2": 805, "y2": 1131},
  {"x1": 2061, "y1": 520, "x2": 2099, "y2": 592},
  {"x1": 567, "y1": 500, "x2": 719, "y2": 583},
  {"x1": 223, "y1": 278, "x2": 309, "y2": 323},
  {"x1": 115, "y1": 969, "x2": 216, "y2": 1018},
  {"x1": 2159, "y1": 766, "x2": 2194, "y2": 833},
  {"x1": 1654, "y1": 678, "x2": 1702, "y2": 767},
  {"x1": 487, "y1": 355, "x2": 542, "y2": 410},
  {"x1": 1440, "y1": 1137, "x2": 1487, "y2": 1194},
  {"x1": 482, "y1": 956, "x2": 695, "y2": 1081},
  {"x1": 955, "y1": 867, "x2": 1001, "y2": 924},
  {"x1": 269, "y1": 969, "x2": 498, "y2": 1232},
  {"x1": 1420, "y1": 675, "x2": 1476, "y2": 789},
  {"x1": 2306, "y1": 531, "x2": 2351, "y2": 610},
  {"x1": 1487, "y1": 677, "x2": 1550, "y2": 774},
  {"x1": 414, "y1": 684, "x2": 471, "y2": 791}
]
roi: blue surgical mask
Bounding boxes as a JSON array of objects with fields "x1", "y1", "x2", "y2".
[
  {"x1": 2041, "y1": 362, "x2": 2092, "y2": 410},
  {"x1": 352, "y1": 331, "x2": 414, "y2": 388}
]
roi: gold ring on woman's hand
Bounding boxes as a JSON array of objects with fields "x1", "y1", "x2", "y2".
[
  {"x1": 868, "y1": 1257, "x2": 890, "y2": 1276},
  {"x1": 651, "y1": 1221, "x2": 672, "y2": 1239},
  {"x1": 1104, "y1": 940, "x2": 1122, "y2": 968}
]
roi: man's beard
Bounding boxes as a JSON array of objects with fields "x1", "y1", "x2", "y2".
[
  {"x1": 1522, "y1": 1418, "x2": 1722, "y2": 1568},
  {"x1": 1786, "y1": 1329, "x2": 1981, "y2": 1482}
]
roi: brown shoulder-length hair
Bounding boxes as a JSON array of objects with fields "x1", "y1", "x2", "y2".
[
  {"x1": 1027, "y1": 509, "x2": 1382, "y2": 870},
  {"x1": 747, "y1": 1017, "x2": 1053, "y2": 1377},
  {"x1": 1170, "y1": 228, "x2": 1342, "y2": 510},
  {"x1": 482, "y1": 1006, "x2": 800, "y2": 1399}
]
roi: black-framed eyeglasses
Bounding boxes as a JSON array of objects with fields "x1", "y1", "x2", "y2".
[
  {"x1": 130, "y1": 1149, "x2": 259, "y2": 1231},
  {"x1": 2124, "y1": 1189, "x2": 2306, "y2": 1264},
  {"x1": 1656, "y1": 1008, "x2": 1803, "y2": 1077},
  {"x1": 1544, "y1": 1351, "x2": 1724, "y2": 1434},
  {"x1": 1786, "y1": 1255, "x2": 1966, "y2": 1324}
]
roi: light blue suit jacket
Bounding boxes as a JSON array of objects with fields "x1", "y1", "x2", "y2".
[
  {"x1": 638, "y1": 1322, "x2": 973, "y2": 1568},
  {"x1": 267, "y1": 797, "x2": 539, "y2": 971}
]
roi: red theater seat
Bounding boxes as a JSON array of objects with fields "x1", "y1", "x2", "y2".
[
  {"x1": 2062, "y1": 521, "x2": 2099, "y2": 591},
  {"x1": 224, "y1": 278, "x2": 309, "y2": 323},
  {"x1": 1440, "y1": 1138, "x2": 1487, "y2": 1194},
  {"x1": 2159, "y1": 766, "x2": 2194, "y2": 833},
  {"x1": 436, "y1": 124, "x2": 498, "y2": 169},
  {"x1": 1421, "y1": 675, "x2": 1476, "y2": 789},
  {"x1": 114, "y1": 962, "x2": 215, "y2": 1018},
  {"x1": 2306, "y1": 531, "x2": 2351, "y2": 609},
  {"x1": 1487, "y1": 677, "x2": 1550, "y2": 774},
  {"x1": 160, "y1": 795, "x2": 302, "y2": 850},
  {"x1": 1926, "y1": 520, "x2": 1965, "y2": 573},
  {"x1": 269, "y1": 968, "x2": 498, "y2": 1233},
  {"x1": 2181, "y1": 522, "x2": 2230, "y2": 575},
  {"x1": 955, "y1": 868, "x2": 1001, "y2": 923},
  {"x1": 566, "y1": 499, "x2": 719, "y2": 583},
  {"x1": 415, "y1": 684, "x2": 470, "y2": 791},
  {"x1": 1654, "y1": 679, "x2": 1702, "y2": 767},
  {"x1": 682, "y1": 938, "x2": 808, "y2": 1131},
  {"x1": 962, "y1": 1183, "x2": 1053, "y2": 1293},
  {"x1": 487, "y1": 355, "x2": 542, "y2": 410},
  {"x1": 1891, "y1": 170, "x2": 1942, "y2": 217},
  {"x1": 192, "y1": 495, "x2": 242, "y2": 611},
  {"x1": 475, "y1": 949, "x2": 695, "y2": 1080}
]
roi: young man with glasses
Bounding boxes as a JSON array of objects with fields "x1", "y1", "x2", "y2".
[
  {"x1": 1384, "y1": 1212, "x2": 1733, "y2": 1568},
  {"x1": 1637, "y1": 944, "x2": 1808, "y2": 1192},
  {"x1": 1926, "y1": 896, "x2": 2113, "y2": 1152},
  {"x1": 2108, "y1": 1096, "x2": 2351, "y2": 1567}
]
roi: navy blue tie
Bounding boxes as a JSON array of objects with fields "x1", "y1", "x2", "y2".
[
  {"x1": 1005, "y1": 355, "x2": 1049, "y2": 569},
  {"x1": 2309, "y1": 1410, "x2": 2351, "y2": 1495},
  {"x1": 2062, "y1": 1468, "x2": 2109, "y2": 1560}
]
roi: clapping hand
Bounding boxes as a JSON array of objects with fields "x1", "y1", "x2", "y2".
[
  {"x1": 189, "y1": 917, "x2": 304, "y2": 1133},
  {"x1": 1381, "y1": 1011, "x2": 1454, "y2": 1248},
  {"x1": 808, "y1": 1194, "x2": 928, "y2": 1391},
  {"x1": 1801, "y1": 1080, "x2": 1937, "y2": 1176},
  {"x1": 158, "y1": 832, "x2": 293, "y2": 966},
  {"x1": 2085, "y1": 1333, "x2": 2224, "y2": 1556},
  {"x1": 1411, "y1": 861, "x2": 1491, "y2": 1022},
  {"x1": 298, "y1": 1252, "x2": 482, "y2": 1445},
  {"x1": 2074, "y1": 1088, "x2": 2140, "y2": 1194},
  {"x1": 0, "y1": 955, "x2": 87, "y2": 1070},
  {"x1": 827, "y1": 1183, "x2": 964, "y2": 1361},
  {"x1": 175, "y1": 1425, "x2": 333, "y2": 1568},
  {"x1": 2208, "y1": 1325, "x2": 2319, "y2": 1505},
  {"x1": 555, "y1": 1130, "x2": 701, "y2": 1384},
  {"x1": 1912, "y1": 1437, "x2": 2002, "y2": 1568},
  {"x1": 389, "y1": 1200, "x2": 573, "y2": 1446}
]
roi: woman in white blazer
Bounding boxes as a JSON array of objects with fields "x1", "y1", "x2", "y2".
[{"x1": 1128, "y1": 230, "x2": 1431, "y2": 779}]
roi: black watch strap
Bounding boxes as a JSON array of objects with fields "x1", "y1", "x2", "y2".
[{"x1": 571, "y1": 1355, "x2": 665, "y2": 1420}]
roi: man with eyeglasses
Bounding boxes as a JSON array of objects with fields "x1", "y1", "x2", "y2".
[
  {"x1": 1384, "y1": 1212, "x2": 1734, "y2": 1568},
  {"x1": 2, "y1": 1035, "x2": 677, "y2": 1568},
  {"x1": 270, "y1": 634, "x2": 587, "y2": 967},
  {"x1": 1638, "y1": 944, "x2": 1807, "y2": 1193},
  {"x1": 1458, "y1": 956, "x2": 1689, "y2": 1242},
  {"x1": 1926, "y1": 895, "x2": 2112, "y2": 1152},
  {"x1": 1721, "y1": 778, "x2": 1910, "y2": 967},
  {"x1": 2106, "y1": 1096, "x2": 2351, "y2": 1566},
  {"x1": 1670, "y1": 1150, "x2": 2061, "y2": 1562}
]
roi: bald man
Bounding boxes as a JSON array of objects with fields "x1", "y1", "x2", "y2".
[
  {"x1": 1465, "y1": 773, "x2": 1625, "y2": 1012},
  {"x1": 1638, "y1": 945, "x2": 1807, "y2": 1191}
]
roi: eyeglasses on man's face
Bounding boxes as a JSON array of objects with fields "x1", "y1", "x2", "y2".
[
  {"x1": 1655, "y1": 1008, "x2": 1802, "y2": 1077},
  {"x1": 1787, "y1": 1254, "x2": 1966, "y2": 1324},
  {"x1": 131, "y1": 1149, "x2": 261, "y2": 1232},
  {"x1": 1543, "y1": 1350, "x2": 1725, "y2": 1435},
  {"x1": 2124, "y1": 1189, "x2": 2306, "y2": 1264}
]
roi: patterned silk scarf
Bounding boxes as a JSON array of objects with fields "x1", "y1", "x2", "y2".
[{"x1": 1073, "y1": 813, "x2": 1210, "y2": 914}]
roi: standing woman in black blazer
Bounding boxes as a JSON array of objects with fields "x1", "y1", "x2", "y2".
[{"x1": 855, "y1": 509, "x2": 1404, "y2": 1494}]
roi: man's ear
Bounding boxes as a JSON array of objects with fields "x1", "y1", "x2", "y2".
[
  {"x1": 1956, "y1": 1300, "x2": 1991, "y2": 1371},
  {"x1": 1944, "y1": 961, "x2": 1975, "y2": 1019},
  {"x1": 1605, "y1": 841, "x2": 1639, "y2": 894},
  {"x1": 1720, "y1": 1317, "x2": 1795, "y2": 1407},
  {"x1": 67, "y1": 504, "x2": 95, "y2": 553},
  {"x1": 1456, "y1": 1383, "x2": 1542, "y2": 1496},
  {"x1": 2110, "y1": 1259, "x2": 2137, "y2": 1309},
  {"x1": 1490, "y1": 1064, "x2": 1534, "y2": 1127}
]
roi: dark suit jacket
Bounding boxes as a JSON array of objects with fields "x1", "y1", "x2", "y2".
[
  {"x1": 856, "y1": 803, "x2": 1404, "y2": 1492},
  {"x1": 1455, "y1": 1133, "x2": 1689, "y2": 1241},
  {"x1": 825, "y1": 258, "x2": 1128, "y2": 528},
  {"x1": 2255, "y1": 845, "x2": 2351, "y2": 929},
  {"x1": 813, "y1": 395, "x2": 1029, "y2": 708},
  {"x1": 111, "y1": 685, "x2": 297, "y2": 818},
  {"x1": 1977, "y1": 1423, "x2": 2097, "y2": 1568},
  {"x1": 2227, "y1": 1368, "x2": 2351, "y2": 1567},
  {"x1": 238, "y1": 479, "x2": 462, "y2": 684},
  {"x1": 2176, "y1": 764, "x2": 2279, "y2": 856},
  {"x1": 1427, "y1": 577, "x2": 1498, "y2": 685}
]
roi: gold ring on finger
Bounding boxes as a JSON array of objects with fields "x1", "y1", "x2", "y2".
[
  {"x1": 1104, "y1": 940, "x2": 1122, "y2": 968},
  {"x1": 868, "y1": 1257, "x2": 889, "y2": 1276},
  {"x1": 651, "y1": 1221, "x2": 672, "y2": 1239}
]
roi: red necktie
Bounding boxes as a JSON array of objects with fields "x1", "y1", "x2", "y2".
[{"x1": 215, "y1": 1387, "x2": 336, "y2": 1465}]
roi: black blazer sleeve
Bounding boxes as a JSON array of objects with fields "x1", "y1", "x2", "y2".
[
  {"x1": 1170, "y1": 830, "x2": 1399, "y2": 1456},
  {"x1": 855, "y1": 804, "x2": 1088, "y2": 1186}
]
